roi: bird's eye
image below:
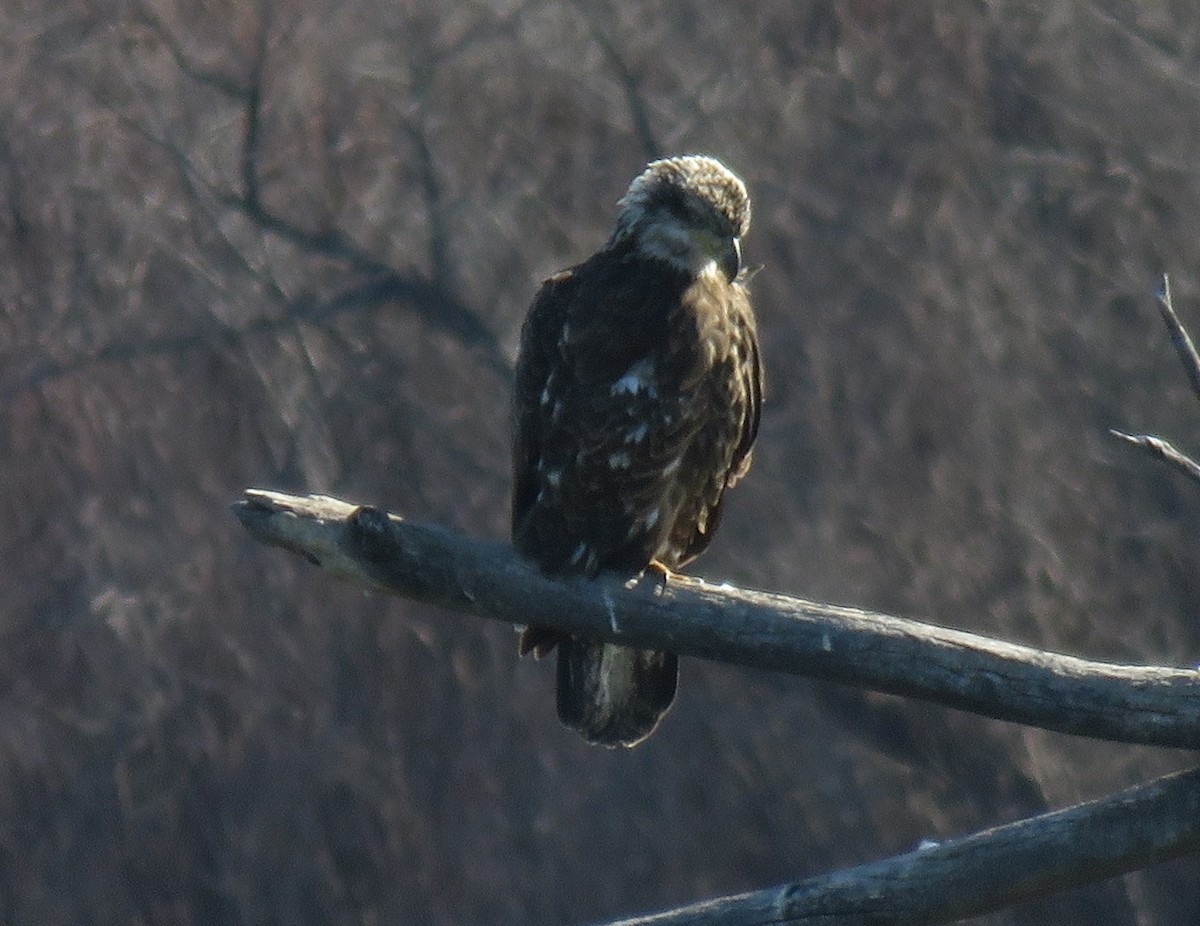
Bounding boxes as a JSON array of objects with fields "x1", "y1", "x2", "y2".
[{"x1": 720, "y1": 237, "x2": 742, "y2": 282}]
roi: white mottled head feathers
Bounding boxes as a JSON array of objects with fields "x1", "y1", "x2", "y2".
[
  {"x1": 614, "y1": 155, "x2": 750, "y2": 241},
  {"x1": 609, "y1": 156, "x2": 750, "y2": 276}
]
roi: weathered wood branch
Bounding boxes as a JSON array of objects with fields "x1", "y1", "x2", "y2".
[
  {"x1": 233, "y1": 489, "x2": 1200, "y2": 750},
  {"x1": 600, "y1": 763, "x2": 1200, "y2": 925}
]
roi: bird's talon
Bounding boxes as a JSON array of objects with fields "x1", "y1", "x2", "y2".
[{"x1": 639, "y1": 560, "x2": 678, "y2": 596}]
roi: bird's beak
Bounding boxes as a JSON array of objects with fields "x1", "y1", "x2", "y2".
[{"x1": 720, "y1": 237, "x2": 742, "y2": 282}]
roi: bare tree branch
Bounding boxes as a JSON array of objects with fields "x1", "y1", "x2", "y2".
[
  {"x1": 130, "y1": 0, "x2": 252, "y2": 99},
  {"x1": 1110, "y1": 429, "x2": 1200, "y2": 486},
  {"x1": 581, "y1": 5, "x2": 662, "y2": 160},
  {"x1": 233, "y1": 489, "x2": 1200, "y2": 750},
  {"x1": 404, "y1": 115, "x2": 454, "y2": 288},
  {"x1": 0, "y1": 269, "x2": 492, "y2": 402},
  {"x1": 131, "y1": 3, "x2": 511, "y2": 376},
  {"x1": 1156, "y1": 275, "x2": 1200, "y2": 402},
  {"x1": 600, "y1": 763, "x2": 1200, "y2": 925},
  {"x1": 238, "y1": 14, "x2": 270, "y2": 220},
  {"x1": 219, "y1": 27, "x2": 507, "y2": 370},
  {"x1": 1113, "y1": 277, "x2": 1200, "y2": 483}
]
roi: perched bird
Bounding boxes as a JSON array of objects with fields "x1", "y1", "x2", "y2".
[{"x1": 511, "y1": 155, "x2": 762, "y2": 747}]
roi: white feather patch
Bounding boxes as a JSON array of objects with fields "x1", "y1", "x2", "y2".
[
  {"x1": 626, "y1": 506, "x2": 662, "y2": 541},
  {"x1": 611, "y1": 357, "x2": 658, "y2": 397},
  {"x1": 625, "y1": 422, "x2": 650, "y2": 443}
]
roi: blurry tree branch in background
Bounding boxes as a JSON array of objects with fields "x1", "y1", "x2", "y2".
[
  {"x1": 579, "y1": 3, "x2": 661, "y2": 160},
  {"x1": 1112, "y1": 276, "x2": 1200, "y2": 485},
  {"x1": 130, "y1": 0, "x2": 511, "y2": 376},
  {"x1": 234, "y1": 488, "x2": 1200, "y2": 924},
  {"x1": 234, "y1": 489, "x2": 1200, "y2": 750}
]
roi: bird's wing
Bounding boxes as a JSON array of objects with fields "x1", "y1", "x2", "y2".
[
  {"x1": 511, "y1": 268, "x2": 577, "y2": 543},
  {"x1": 727, "y1": 307, "x2": 762, "y2": 487},
  {"x1": 511, "y1": 253, "x2": 700, "y2": 573}
]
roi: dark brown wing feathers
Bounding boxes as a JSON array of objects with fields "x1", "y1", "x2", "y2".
[
  {"x1": 511, "y1": 245, "x2": 760, "y2": 745},
  {"x1": 513, "y1": 250, "x2": 759, "y2": 574}
]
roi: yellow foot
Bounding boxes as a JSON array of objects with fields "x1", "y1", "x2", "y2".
[
  {"x1": 648, "y1": 559, "x2": 679, "y2": 579},
  {"x1": 639, "y1": 560, "x2": 681, "y2": 596}
]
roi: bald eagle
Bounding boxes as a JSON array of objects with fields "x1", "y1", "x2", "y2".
[{"x1": 512, "y1": 155, "x2": 761, "y2": 747}]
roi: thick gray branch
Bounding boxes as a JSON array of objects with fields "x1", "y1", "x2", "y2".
[
  {"x1": 233, "y1": 489, "x2": 1200, "y2": 750},
  {"x1": 602, "y1": 763, "x2": 1200, "y2": 925}
]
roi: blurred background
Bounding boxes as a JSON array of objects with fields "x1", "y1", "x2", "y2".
[{"x1": 4, "y1": 1, "x2": 1200, "y2": 923}]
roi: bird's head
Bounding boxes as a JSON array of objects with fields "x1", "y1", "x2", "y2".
[{"x1": 610, "y1": 155, "x2": 751, "y2": 282}]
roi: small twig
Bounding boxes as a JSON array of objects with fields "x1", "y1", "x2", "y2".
[
  {"x1": 233, "y1": 489, "x2": 1200, "y2": 750},
  {"x1": 1113, "y1": 276, "x2": 1200, "y2": 483},
  {"x1": 1110, "y1": 430, "x2": 1200, "y2": 487},
  {"x1": 1157, "y1": 274, "x2": 1200, "y2": 402}
]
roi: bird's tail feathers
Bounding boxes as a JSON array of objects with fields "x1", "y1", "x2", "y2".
[{"x1": 556, "y1": 638, "x2": 678, "y2": 747}]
